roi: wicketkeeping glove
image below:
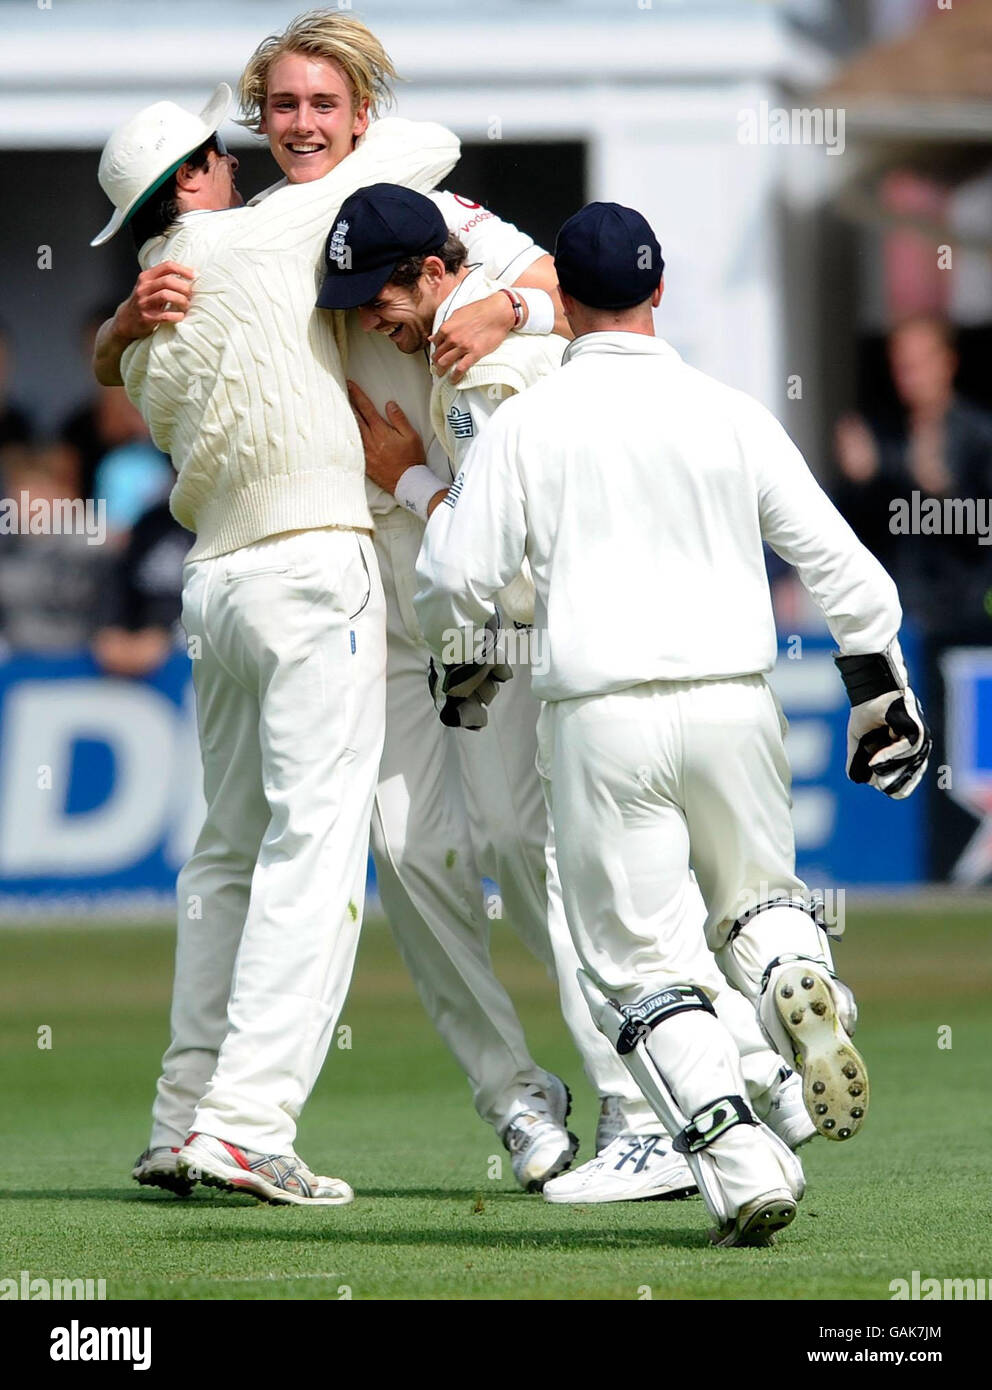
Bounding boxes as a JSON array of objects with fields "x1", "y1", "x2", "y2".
[
  {"x1": 427, "y1": 614, "x2": 513, "y2": 731},
  {"x1": 834, "y1": 640, "x2": 931, "y2": 800}
]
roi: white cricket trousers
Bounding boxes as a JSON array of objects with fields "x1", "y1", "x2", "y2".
[
  {"x1": 537, "y1": 675, "x2": 805, "y2": 1005},
  {"x1": 370, "y1": 510, "x2": 637, "y2": 1132},
  {"x1": 150, "y1": 527, "x2": 386, "y2": 1155}
]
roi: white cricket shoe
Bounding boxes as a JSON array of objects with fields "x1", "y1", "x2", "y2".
[
  {"x1": 764, "y1": 964, "x2": 869, "y2": 1141},
  {"x1": 132, "y1": 1146, "x2": 195, "y2": 1197},
  {"x1": 710, "y1": 1189, "x2": 797, "y2": 1248},
  {"x1": 502, "y1": 1074, "x2": 578, "y2": 1192},
  {"x1": 752, "y1": 1067, "x2": 817, "y2": 1150},
  {"x1": 177, "y1": 1132, "x2": 354, "y2": 1207},
  {"x1": 543, "y1": 1134, "x2": 697, "y2": 1204}
]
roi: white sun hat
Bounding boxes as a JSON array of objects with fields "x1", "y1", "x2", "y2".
[{"x1": 91, "y1": 82, "x2": 233, "y2": 247}]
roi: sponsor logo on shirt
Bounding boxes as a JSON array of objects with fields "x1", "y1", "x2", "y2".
[
  {"x1": 452, "y1": 194, "x2": 482, "y2": 209},
  {"x1": 447, "y1": 404, "x2": 475, "y2": 440},
  {"x1": 457, "y1": 212, "x2": 493, "y2": 235}
]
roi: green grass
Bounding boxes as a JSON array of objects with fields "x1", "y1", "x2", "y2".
[{"x1": 1, "y1": 908, "x2": 990, "y2": 1300}]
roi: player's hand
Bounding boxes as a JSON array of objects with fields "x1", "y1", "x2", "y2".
[
  {"x1": 427, "y1": 614, "x2": 513, "y2": 730},
  {"x1": 347, "y1": 381, "x2": 426, "y2": 493},
  {"x1": 835, "y1": 649, "x2": 931, "y2": 799},
  {"x1": 429, "y1": 291, "x2": 516, "y2": 383},
  {"x1": 428, "y1": 659, "x2": 511, "y2": 730},
  {"x1": 113, "y1": 262, "x2": 196, "y2": 341}
]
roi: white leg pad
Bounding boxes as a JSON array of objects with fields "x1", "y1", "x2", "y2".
[
  {"x1": 716, "y1": 903, "x2": 834, "y2": 1002},
  {"x1": 578, "y1": 973, "x2": 805, "y2": 1227}
]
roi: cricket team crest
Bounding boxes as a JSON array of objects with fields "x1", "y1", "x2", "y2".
[{"x1": 447, "y1": 403, "x2": 475, "y2": 440}]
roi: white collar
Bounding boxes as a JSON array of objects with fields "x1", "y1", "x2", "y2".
[{"x1": 562, "y1": 331, "x2": 681, "y2": 366}]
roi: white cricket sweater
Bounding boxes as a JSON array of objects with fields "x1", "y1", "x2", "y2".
[
  {"x1": 429, "y1": 266, "x2": 568, "y2": 462},
  {"x1": 415, "y1": 332, "x2": 903, "y2": 702},
  {"x1": 121, "y1": 118, "x2": 459, "y2": 561}
]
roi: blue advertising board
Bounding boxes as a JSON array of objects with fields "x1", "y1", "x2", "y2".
[{"x1": 0, "y1": 629, "x2": 957, "y2": 913}]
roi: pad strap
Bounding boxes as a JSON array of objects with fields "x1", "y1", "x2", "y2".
[
  {"x1": 674, "y1": 1095, "x2": 755, "y2": 1155},
  {"x1": 728, "y1": 893, "x2": 826, "y2": 943},
  {"x1": 613, "y1": 984, "x2": 714, "y2": 1056}
]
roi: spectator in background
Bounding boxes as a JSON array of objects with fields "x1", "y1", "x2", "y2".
[
  {"x1": 93, "y1": 435, "x2": 173, "y2": 541},
  {"x1": 0, "y1": 319, "x2": 34, "y2": 453},
  {"x1": 832, "y1": 315, "x2": 992, "y2": 879},
  {"x1": 91, "y1": 497, "x2": 191, "y2": 676},
  {"x1": 833, "y1": 316, "x2": 992, "y2": 638},
  {"x1": 0, "y1": 444, "x2": 109, "y2": 653}
]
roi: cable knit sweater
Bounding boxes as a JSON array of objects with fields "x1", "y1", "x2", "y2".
[{"x1": 121, "y1": 119, "x2": 460, "y2": 561}]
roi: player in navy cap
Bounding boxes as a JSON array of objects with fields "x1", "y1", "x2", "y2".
[
  {"x1": 416, "y1": 198, "x2": 930, "y2": 1230},
  {"x1": 318, "y1": 183, "x2": 450, "y2": 312},
  {"x1": 553, "y1": 202, "x2": 664, "y2": 310}
]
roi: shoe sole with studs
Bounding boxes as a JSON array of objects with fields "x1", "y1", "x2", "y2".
[
  {"x1": 774, "y1": 964, "x2": 868, "y2": 1141},
  {"x1": 132, "y1": 1165, "x2": 194, "y2": 1198}
]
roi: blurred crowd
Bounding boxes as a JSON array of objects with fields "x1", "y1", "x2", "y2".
[
  {"x1": 0, "y1": 306, "x2": 191, "y2": 675},
  {"x1": 3, "y1": 303, "x2": 990, "y2": 876},
  {"x1": 765, "y1": 314, "x2": 992, "y2": 878}
]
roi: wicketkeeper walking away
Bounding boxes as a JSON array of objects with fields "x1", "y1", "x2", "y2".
[{"x1": 414, "y1": 202, "x2": 930, "y2": 1245}]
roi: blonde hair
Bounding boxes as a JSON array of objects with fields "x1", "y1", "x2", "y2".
[{"x1": 237, "y1": 9, "x2": 397, "y2": 131}]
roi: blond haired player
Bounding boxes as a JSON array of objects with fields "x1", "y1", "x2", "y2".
[{"x1": 91, "y1": 53, "x2": 461, "y2": 1202}]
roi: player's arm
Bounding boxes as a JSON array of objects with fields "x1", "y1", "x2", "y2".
[
  {"x1": 413, "y1": 401, "x2": 528, "y2": 656},
  {"x1": 429, "y1": 192, "x2": 569, "y2": 381},
  {"x1": 753, "y1": 406, "x2": 930, "y2": 798},
  {"x1": 93, "y1": 262, "x2": 196, "y2": 385},
  {"x1": 245, "y1": 118, "x2": 459, "y2": 255}
]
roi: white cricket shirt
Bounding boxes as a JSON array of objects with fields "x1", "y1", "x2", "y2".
[{"x1": 414, "y1": 331, "x2": 903, "y2": 702}]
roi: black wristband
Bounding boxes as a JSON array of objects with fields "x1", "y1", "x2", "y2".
[{"x1": 834, "y1": 651, "x2": 899, "y2": 706}]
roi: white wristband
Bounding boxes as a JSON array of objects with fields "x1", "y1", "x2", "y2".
[
  {"x1": 514, "y1": 287, "x2": 556, "y2": 336},
  {"x1": 394, "y1": 465, "x2": 445, "y2": 523}
]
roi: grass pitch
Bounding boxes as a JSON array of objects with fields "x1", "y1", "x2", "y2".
[{"x1": 1, "y1": 907, "x2": 990, "y2": 1301}]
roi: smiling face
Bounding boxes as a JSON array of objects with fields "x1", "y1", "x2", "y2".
[
  {"x1": 357, "y1": 282, "x2": 433, "y2": 354},
  {"x1": 356, "y1": 259, "x2": 450, "y2": 354},
  {"x1": 260, "y1": 52, "x2": 369, "y2": 184}
]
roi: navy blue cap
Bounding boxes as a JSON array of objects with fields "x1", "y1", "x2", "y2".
[
  {"x1": 553, "y1": 202, "x2": 664, "y2": 310},
  {"x1": 316, "y1": 183, "x2": 449, "y2": 310}
]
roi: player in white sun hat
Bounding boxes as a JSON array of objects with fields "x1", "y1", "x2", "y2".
[{"x1": 414, "y1": 202, "x2": 930, "y2": 1243}]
